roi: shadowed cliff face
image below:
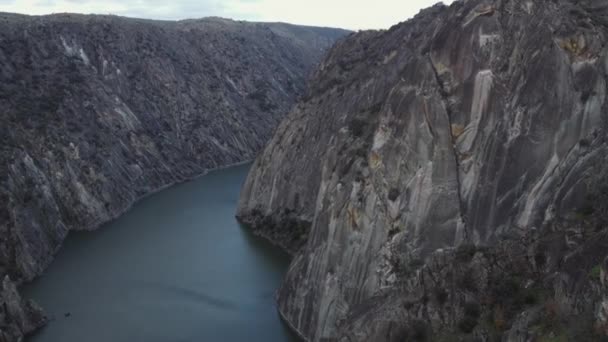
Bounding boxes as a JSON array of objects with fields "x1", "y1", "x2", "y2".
[
  {"x1": 0, "y1": 13, "x2": 348, "y2": 341},
  {"x1": 237, "y1": 0, "x2": 608, "y2": 340}
]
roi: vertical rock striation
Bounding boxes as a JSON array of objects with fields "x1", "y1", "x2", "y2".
[
  {"x1": 237, "y1": 0, "x2": 608, "y2": 340},
  {"x1": 0, "y1": 13, "x2": 348, "y2": 340}
]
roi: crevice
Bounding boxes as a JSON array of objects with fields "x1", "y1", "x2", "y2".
[{"x1": 426, "y1": 54, "x2": 469, "y2": 242}]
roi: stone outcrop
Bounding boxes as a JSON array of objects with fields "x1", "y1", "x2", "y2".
[
  {"x1": 0, "y1": 276, "x2": 46, "y2": 342},
  {"x1": 237, "y1": 0, "x2": 608, "y2": 340},
  {"x1": 0, "y1": 12, "x2": 348, "y2": 340}
]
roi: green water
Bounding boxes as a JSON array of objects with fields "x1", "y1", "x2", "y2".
[{"x1": 23, "y1": 164, "x2": 298, "y2": 342}]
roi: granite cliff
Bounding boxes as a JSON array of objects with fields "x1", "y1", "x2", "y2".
[
  {"x1": 0, "y1": 13, "x2": 347, "y2": 341},
  {"x1": 238, "y1": 0, "x2": 608, "y2": 340}
]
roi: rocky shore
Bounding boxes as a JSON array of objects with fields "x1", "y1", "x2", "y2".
[
  {"x1": 238, "y1": 0, "x2": 608, "y2": 340},
  {"x1": 0, "y1": 13, "x2": 347, "y2": 341}
]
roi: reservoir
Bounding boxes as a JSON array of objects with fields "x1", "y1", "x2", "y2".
[{"x1": 23, "y1": 164, "x2": 297, "y2": 342}]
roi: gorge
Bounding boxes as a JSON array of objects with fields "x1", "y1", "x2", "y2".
[
  {"x1": 23, "y1": 164, "x2": 298, "y2": 342},
  {"x1": 0, "y1": 12, "x2": 347, "y2": 342},
  {"x1": 4, "y1": 0, "x2": 608, "y2": 341},
  {"x1": 238, "y1": 0, "x2": 608, "y2": 340}
]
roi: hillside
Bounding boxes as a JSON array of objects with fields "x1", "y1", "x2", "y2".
[
  {"x1": 0, "y1": 12, "x2": 348, "y2": 341},
  {"x1": 238, "y1": 0, "x2": 608, "y2": 340}
]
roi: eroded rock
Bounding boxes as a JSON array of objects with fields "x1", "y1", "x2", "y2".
[
  {"x1": 0, "y1": 12, "x2": 348, "y2": 341},
  {"x1": 238, "y1": 0, "x2": 608, "y2": 340}
]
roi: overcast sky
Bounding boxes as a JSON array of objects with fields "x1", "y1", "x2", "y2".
[{"x1": 0, "y1": 0, "x2": 455, "y2": 30}]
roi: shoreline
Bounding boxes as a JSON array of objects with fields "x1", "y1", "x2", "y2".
[
  {"x1": 21, "y1": 157, "x2": 310, "y2": 342},
  {"x1": 20, "y1": 158, "x2": 254, "y2": 338},
  {"x1": 79, "y1": 158, "x2": 255, "y2": 233}
]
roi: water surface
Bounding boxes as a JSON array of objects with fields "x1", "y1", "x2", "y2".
[{"x1": 24, "y1": 164, "x2": 297, "y2": 342}]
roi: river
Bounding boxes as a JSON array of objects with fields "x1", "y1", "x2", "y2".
[{"x1": 23, "y1": 164, "x2": 298, "y2": 342}]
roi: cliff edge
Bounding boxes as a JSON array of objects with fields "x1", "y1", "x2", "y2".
[
  {"x1": 238, "y1": 0, "x2": 608, "y2": 340},
  {"x1": 0, "y1": 13, "x2": 348, "y2": 341}
]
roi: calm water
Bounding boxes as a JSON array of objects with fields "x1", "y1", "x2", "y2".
[{"x1": 23, "y1": 164, "x2": 298, "y2": 342}]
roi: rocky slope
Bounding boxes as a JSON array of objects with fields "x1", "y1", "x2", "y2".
[
  {"x1": 237, "y1": 0, "x2": 608, "y2": 340},
  {"x1": 0, "y1": 13, "x2": 347, "y2": 341}
]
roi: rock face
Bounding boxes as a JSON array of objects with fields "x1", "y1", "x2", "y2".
[
  {"x1": 0, "y1": 276, "x2": 46, "y2": 342},
  {"x1": 237, "y1": 0, "x2": 608, "y2": 340},
  {"x1": 0, "y1": 12, "x2": 347, "y2": 340}
]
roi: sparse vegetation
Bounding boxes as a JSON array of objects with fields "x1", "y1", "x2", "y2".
[
  {"x1": 451, "y1": 124, "x2": 465, "y2": 139},
  {"x1": 589, "y1": 265, "x2": 601, "y2": 280},
  {"x1": 492, "y1": 306, "x2": 506, "y2": 331},
  {"x1": 349, "y1": 118, "x2": 367, "y2": 137},
  {"x1": 455, "y1": 243, "x2": 478, "y2": 263},
  {"x1": 586, "y1": 162, "x2": 608, "y2": 224},
  {"x1": 458, "y1": 315, "x2": 479, "y2": 334},
  {"x1": 457, "y1": 268, "x2": 477, "y2": 292},
  {"x1": 434, "y1": 287, "x2": 448, "y2": 305},
  {"x1": 407, "y1": 320, "x2": 430, "y2": 342},
  {"x1": 558, "y1": 34, "x2": 586, "y2": 56},
  {"x1": 538, "y1": 333, "x2": 569, "y2": 342}
]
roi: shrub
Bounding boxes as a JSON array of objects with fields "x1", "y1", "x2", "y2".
[
  {"x1": 522, "y1": 288, "x2": 541, "y2": 306},
  {"x1": 457, "y1": 268, "x2": 477, "y2": 292},
  {"x1": 589, "y1": 265, "x2": 601, "y2": 280},
  {"x1": 493, "y1": 306, "x2": 506, "y2": 331},
  {"x1": 458, "y1": 316, "x2": 478, "y2": 333},
  {"x1": 435, "y1": 288, "x2": 448, "y2": 305},
  {"x1": 576, "y1": 204, "x2": 595, "y2": 219},
  {"x1": 544, "y1": 299, "x2": 560, "y2": 321},
  {"x1": 455, "y1": 243, "x2": 478, "y2": 263},
  {"x1": 463, "y1": 302, "x2": 481, "y2": 318},
  {"x1": 587, "y1": 163, "x2": 608, "y2": 224},
  {"x1": 538, "y1": 332, "x2": 569, "y2": 342},
  {"x1": 349, "y1": 118, "x2": 367, "y2": 137},
  {"x1": 409, "y1": 258, "x2": 425, "y2": 268},
  {"x1": 407, "y1": 320, "x2": 429, "y2": 342},
  {"x1": 492, "y1": 277, "x2": 520, "y2": 303},
  {"x1": 534, "y1": 251, "x2": 547, "y2": 268}
]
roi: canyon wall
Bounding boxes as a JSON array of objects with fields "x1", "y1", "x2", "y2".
[
  {"x1": 238, "y1": 0, "x2": 608, "y2": 340},
  {"x1": 0, "y1": 13, "x2": 348, "y2": 341}
]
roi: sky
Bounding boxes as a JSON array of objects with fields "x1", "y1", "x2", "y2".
[{"x1": 0, "y1": 0, "x2": 455, "y2": 30}]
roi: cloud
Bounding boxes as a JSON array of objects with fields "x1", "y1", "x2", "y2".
[
  {"x1": 0, "y1": 0, "x2": 455, "y2": 30},
  {"x1": 229, "y1": 0, "x2": 456, "y2": 29},
  {"x1": 1, "y1": 0, "x2": 129, "y2": 16}
]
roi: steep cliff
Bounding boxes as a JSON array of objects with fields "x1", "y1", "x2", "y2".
[
  {"x1": 0, "y1": 13, "x2": 347, "y2": 341},
  {"x1": 237, "y1": 0, "x2": 608, "y2": 340}
]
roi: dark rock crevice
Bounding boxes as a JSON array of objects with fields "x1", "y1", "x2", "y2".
[{"x1": 427, "y1": 54, "x2": 469, "y2": 243}]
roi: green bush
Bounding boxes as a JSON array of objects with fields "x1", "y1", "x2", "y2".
[
  {"x1": 434, "y1": 287, "x2": 448, "y2": 305},
  {"x1": 458, "y1": 316, "x2": 478, "y2": 333},
  {"x1": 349, "y1": 118, "x2": 367, "y2": 137},
  {"x1": 457, "y1": 268, "x2": 477, "y2": 292},
  {"x1": 463, "y1": 302, "x2": 481, "y2": 318},
  {"x1": 589, "y1": 265, "x2": 601, "y2": 280},
  {"x1": 538, "y1": 332, "x2": 569, "y2": 342},
  {"x1": 407, "y1": 320, "x2": 429, "y2": 341},
  {"x1": 455, "y1": 243, "x2": 478, "y2": 263}
]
